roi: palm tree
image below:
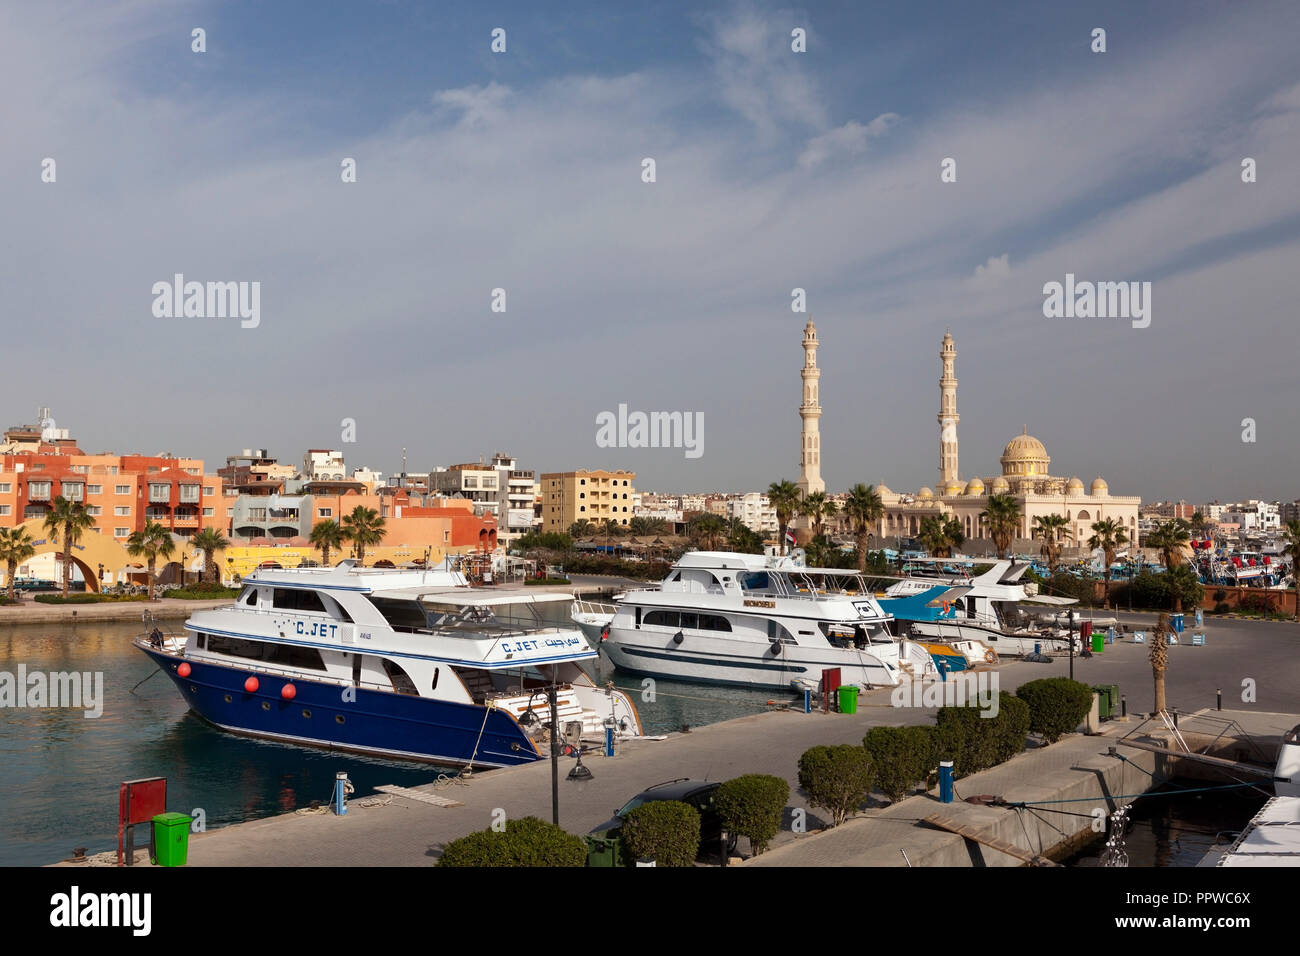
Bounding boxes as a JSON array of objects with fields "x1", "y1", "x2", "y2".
[
  {"x1": 690, "y1": 513, "x2": 728, "y2": 551},
  {"x1": 1189, "y1": 511, "x2": 1207, "y2": 536},
  {"x1": 842, "y1": 483, "x2": 884, "y2": 573},
  {"x1": 1283, "y1": 519, "x2": 1300, "y2": 621},
  {"x1": 980, "y1": 493, "x2": 1021, "y2": 559},
  {"x1": 1165, "y1": 562, "x2": 1203, "y2": 615},
  {"x1": 767, "y1": 480, "x2": 801, "y2": 555},
  {"x1": 602, "y1": 518, "x2": 621, "y2": 552},
  {"x1": 1150, "y1": 612, "x2": 1170, "y2": 717},
  {"x1": 568, "y1": 519, "x2": 594, "y2": 539},
  {"x1": 1033, "y1": 513, "x2": 1072, "y2": 575},
  {"x1": 340, "y1": 506, "x2": 386, "y2": 566},
  {"x1": 127, "y1": 520, "x2": 176, "y2": 601},
  {"x1": 190, "y1": 527, "x2": 230, "y2": 584},
  {"x1": 43, "y1": 496, "x2": 96, "y2": 597},
  {"x1": 798, "y1": 491, "x2": 836, "y2": 540},
  {"x1": 310, "y1": 519, "x2": 345, "y2": 567},
  {"x1": 628, "y1": 516, "x2": 667, "y2": 537},
  {"x1": 0, "y1": 527, "x2": 37, "y2": 601},
  {"x1": 1088, "y1": 518, "x2": 1129, "y2": 605},
  {"x1": 1147, "y1": 519, "x2": 1191, "y2": 571},
  {"x1": 725, "y1": 517, "x2": 765, "y2": 554}
]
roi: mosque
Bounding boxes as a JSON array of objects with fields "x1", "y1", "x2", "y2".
[
  {"x1": 796, "y1": 325, "x2": 1140, "y2": 549},
  {"x1": 875, "y1": 330, "x2": 1140, "y2": 548}
]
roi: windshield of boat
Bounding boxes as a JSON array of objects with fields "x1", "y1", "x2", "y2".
[{"x1": 366, "y1": 597, "x2": 557, "y2": 636}]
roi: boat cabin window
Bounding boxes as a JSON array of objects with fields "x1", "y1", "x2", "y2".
[
  {"x1": 240, "y1": 587, "x2": 257, "y2": 606},
  {"x1": 739, "y1": 571, "x2": 772, "y2": 592},
  {"x1": 271, "y1": 588, "x2": 328, "y2": 614},
  {"x1": 204, "y1": 634, "x2": 327, "y2": 670},
  {"x1": 382, "y1": 658, "x2": 419, "y2": 695},
  {"x1": 767, "y1": 619, "x2": 796, "y2": 645},
  {"x1": 320, "y1": 593, "x2": 354, "y2": 623},
  {"x1": 643, "y1": 610, "x2": 731, "y2": 632},
  {"x1": 369, "y1": 597, "x2": 429, "y2": 632}
]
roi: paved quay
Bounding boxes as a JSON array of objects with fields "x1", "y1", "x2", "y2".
[
  {"x1": 0, "y1": 597, "x2": 229, "y2": 626},
  {"x1": 55, "y1": 613, "x2": 1300, "y2": 867}
]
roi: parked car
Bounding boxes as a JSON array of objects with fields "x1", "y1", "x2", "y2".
[{"x1": 587, "y1": 778, "x2": 735, "y2": 864}]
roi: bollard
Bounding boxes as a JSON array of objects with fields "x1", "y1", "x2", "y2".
[
  {"x1": 1034, "y1": 642, "x2": 1042, "y2": 656},
  {"x1": 803, "y1": 688, "x2": 811, "y2": 714},
  {"x1": 939, "y1": 761, "x2": 954, "y2": 803},
  {"x1": 604, "y1": 726, "x2": 614, "y2": 757},
  {"x1": 1121, "y1": 694, "x2": 1127, "y2": 718},
  {"x1": 1172, "y1": 710, "x2": 1179, "y2": 729},
  {"x1": 1217, "y1": 688, "x2": 1222, "y2": 712},
  {"x1": 720, "y1": 829, "x2": 728, "y2": 868},
  {"x1": 334, "y1": 772, "x2": 349, "y2": 816}
]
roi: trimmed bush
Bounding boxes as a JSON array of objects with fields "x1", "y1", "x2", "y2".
[
  {"x1": 169, "y1": 585, "x2": 240, "y2": 600},
  {"x1": 437, "y1": 816, "x2": 586, "y2": 867},
  {"x1": 863, "y1": 726, "x2": 936, "y2": 802},
  {"x1": 934, "y1": 704, "x2": 999, "y2": 777},
  {"x1": 1213, "y1": 602, "x2": 1231, "y2": 615},
  {"x1": 797, "y1": 745, "x2": 874, "y2": 827},
  {"x1": 1213, "y1": 588, "x2": 1228, "y2": 603},
  {"x1": 715, "y1": 774, "x2": 789, "y2": 856},
  {"x1": 1016, "y1": 677, "x2": 1095, "y2": 744},
  {"x1": 34, "y1": 593, "x2": 148, "y2": 604},
  {"x1": 989, "y1": 692, "x2": 1030, "y2": 764},
  {"x1": 620, "y1": 800, "x2": 700, "y2": 867}
]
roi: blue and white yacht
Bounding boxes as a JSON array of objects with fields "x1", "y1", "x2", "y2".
[{"x1": 137, "y1": 562, "x2": 642, "y2": 768}]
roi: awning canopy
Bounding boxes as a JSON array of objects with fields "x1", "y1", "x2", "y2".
[{"x1": 1021, "y1": 594, "x2": 1079, "y2": 606}]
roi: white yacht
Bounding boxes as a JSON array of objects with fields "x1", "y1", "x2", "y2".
[
  {"x1": 137, "y1": 562, "x2": 642, "y2": 768},
  {"x1": 583, "y1": 551, "x2": 936, "y2": 691},
  {"x1": 883, "y1": 560, "x2": 1081, "y2": 656}
]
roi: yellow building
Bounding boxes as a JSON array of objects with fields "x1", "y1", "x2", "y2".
[{"x1": 540, "y1": 469, "x2": 636, "y2": 532}]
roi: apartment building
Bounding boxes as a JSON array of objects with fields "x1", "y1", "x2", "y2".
[{"x1": 539, "y1": 469, "x2": 636, "y2": 532}]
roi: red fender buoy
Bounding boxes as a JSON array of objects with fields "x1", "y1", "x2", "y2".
[
  {"x1": 281, "y1": 683, "x2": 296, "y2": 700},
  {"x1": 177, "y1": 662, "x2": 191, "y2": 678},
  {"x1": 244, "y1": 675, "x2": 259, "y2": 693}
]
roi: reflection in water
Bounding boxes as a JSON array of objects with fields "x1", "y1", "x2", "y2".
[
  {"x1": 0, "y1": 614, "x2": 786, "y2": 866},
  {"x1": 1068, "y1": 781, "x2": 1268, "y2": 867}
]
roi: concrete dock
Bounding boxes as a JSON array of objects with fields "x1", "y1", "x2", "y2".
[{"x1": 54, "y1": 611, "x2": 1299, "y2": 867}]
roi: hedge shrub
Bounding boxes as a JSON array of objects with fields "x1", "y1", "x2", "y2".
[
  {"x1": 1016, "y1": 677, "x2": 1095, "y2": 744},
  {"x1": 934, "y1": 704, "x2": 1000, "y2": 777},
  {"x1": 34, "y1": 593, "x2": 148, "y2": 604},
  {"x1": 436, "y1": 816, "x2": 586, "y2": 867},
  {"x1": 715, "y1": 774, "x2": 789, "y2": 856},
  {"x1": 990, "y1": 692, "x2": 1030, "y2": 765},
  {"x1": 620, "y1": 800, "x2": 700, "y2": 867},
  {"x1": 862, "y1": 726, "x2": 936, "y2": 802},
  {"x1": 797, "y1": 745, "x2": 874, "y2": 827}
]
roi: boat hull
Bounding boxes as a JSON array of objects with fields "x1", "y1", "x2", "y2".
[
  {"x1": 138, "y1": 645, "x2": 542, "y2": 768},
  {"x1": 906, "y1": 620, "x2": 1077, "y2": 657},
  {"x1": 600, "y1": 628, "x2": 900, "y2": 690}
]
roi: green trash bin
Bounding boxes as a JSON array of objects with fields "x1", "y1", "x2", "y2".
[
  {"x1": 838, "y1": 685, "x2": 859, "y2": 715},
  {"x1": 585, "y1": 835, "x2": 621, "y2": 868},
  {"x1": 151, "y1": 812, "x2": 193, "y2": 867},
  {"x1": 1091, "y1": 633, "x2": 1105, "y2": 654},
  {"x1": 1093, "y1": 684, "x2": 1114, "y2": 719}
]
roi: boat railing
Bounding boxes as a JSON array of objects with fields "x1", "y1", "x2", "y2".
[{"x1": 572, "y1": 598, "x2": 617, "y2": 618}]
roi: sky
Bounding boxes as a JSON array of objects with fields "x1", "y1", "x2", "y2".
[{"x1": 2, "y1": 0, "x2": 1298, "y2": 502}]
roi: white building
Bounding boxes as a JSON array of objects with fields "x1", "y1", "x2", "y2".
[
  {"x1": 726, "y1": 492, "x2": 778, "y2": 534},
  {"x1": 1222, "y1": 501, "x2": 1281, "y2": 531},
  {"x1": 302, "y1": 449, "x2": 346, "y2": 481}
]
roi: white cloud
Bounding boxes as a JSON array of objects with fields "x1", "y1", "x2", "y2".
[
  {"x1": 797, "y1": 114, "x2": 898, "y2": 167},
  {"x1": 970, "y1": 253, "x2": 1011, "y2": 287}
]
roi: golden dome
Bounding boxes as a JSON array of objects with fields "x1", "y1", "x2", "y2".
[
  {"x1": 1090, "y1": 476, "x2": 1108, "y2": 495},
  {"x1": 1000, "y1": 426, "x2": 1051, "y2": 477},
  {"x1": 991, "y1": 476, "x2": 1010, "y2": 494},
  {"x1": 964, "y1": 477, "x2": 985, "y2": 495},
  {"x1": 1066, "y1": 476, "x2": 1085, "y2": 493},
  {"x1": 917, "y1": 487, "x2": 934, "y2": 498},
  {"x1": 943, "y1": 479, "x2": 964, "y2": 496},
  {"x1": 876, "y1": 484, "x2": 892, "y2": 496}
]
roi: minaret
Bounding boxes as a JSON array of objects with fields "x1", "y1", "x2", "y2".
[
  {"x1": 938, "y1": 329, "x2": 959, "y2": 485},
  {"x1": 797, "y1": 318, "x2": 824, "y2": 496}
]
